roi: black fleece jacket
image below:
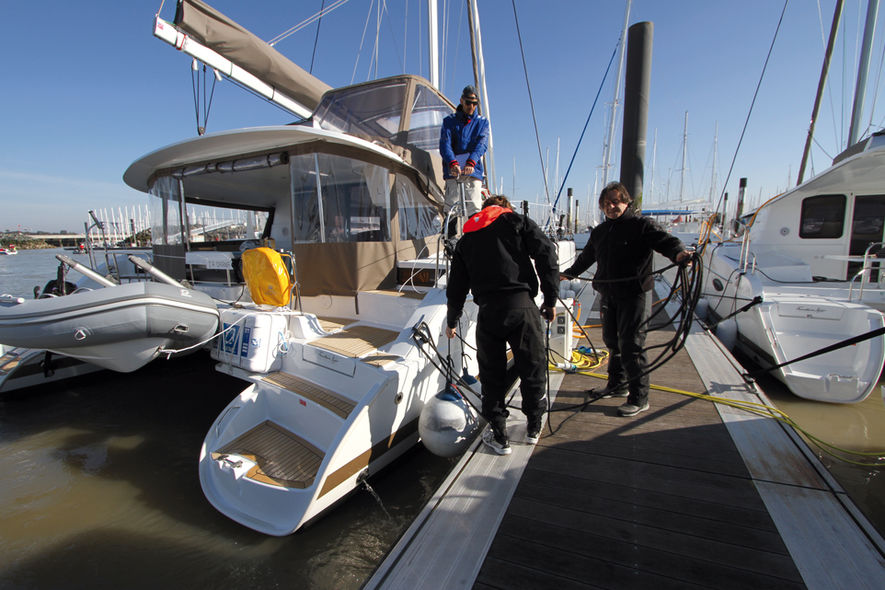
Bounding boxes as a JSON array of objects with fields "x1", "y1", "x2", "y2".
[
  {"x1": 562, "y1": 209, "x2": 685, "y2": 297},
  {"x1": 446, "y1": 207, "x2": 559, "y2": 328}
]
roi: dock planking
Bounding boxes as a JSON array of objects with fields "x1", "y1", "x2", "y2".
[
  {"x1": 368, "y1": 314, "x2": 884, "y2": 589},
  {"x1": 475, "y1": 328, "x2": 806, "y2": 589}
]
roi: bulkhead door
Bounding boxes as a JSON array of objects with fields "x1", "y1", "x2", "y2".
[{"x1": 848, "y1": 194, "x2": 885, "y2": 280}]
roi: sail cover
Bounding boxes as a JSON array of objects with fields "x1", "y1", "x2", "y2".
[{"x1": 174, "y1": 0, "x2": 331, "y2": 112}]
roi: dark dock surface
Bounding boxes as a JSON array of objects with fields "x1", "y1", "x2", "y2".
[
  {"x1": 367, "y1": 316, "x2": 885, "y2": 589},
  {"x1": 476, "y1": 330, "x2": 804, "y2": 589}
]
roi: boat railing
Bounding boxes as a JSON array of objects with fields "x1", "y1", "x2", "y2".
[
  {"x1": 848, "y1": 241, "x2": 884, "y2": 302},
  {"x1": 739, "y1": 230, "x2": 756, "y2": 273}
]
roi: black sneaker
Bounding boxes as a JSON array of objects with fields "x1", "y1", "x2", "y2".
[
  {"x1": 602, "y1": 389, "x2": 629, "y2": 399},
  {"x1": 528, "y1": 413, "x2": 546, "y2": 443},
  {"x1": 482, "y1": 428, "x2": 511, "y2": 455}
]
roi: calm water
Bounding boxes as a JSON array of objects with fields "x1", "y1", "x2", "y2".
[
  {"x1": 0, "y1": 354, "x2": 455, "y2": 590},
  {"x1": 0, "y1": 248, "x2": 70, "y2": 299},
  {"x1": 0, "y1": 249, "x2": 456, "y2": 588}
]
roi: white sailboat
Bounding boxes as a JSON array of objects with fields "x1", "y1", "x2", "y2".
[
  {"x1": 701, "y1": 2, "x2": 885, "y2": 404},
  {"x1": 703, "y1": 132, "x2": 885, "y2": 403},
  {"x1": 121, "y1": 1, "x2": 575, "y2": 535}
]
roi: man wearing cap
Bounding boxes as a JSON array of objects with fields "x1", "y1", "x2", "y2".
[{"x1": 439, "y1": 85, "x2": 490, "y2": 221}]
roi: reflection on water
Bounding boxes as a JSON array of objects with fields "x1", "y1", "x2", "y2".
[
  {"x1": 0, "y1": 352, "x2": 454, "y2": 589},
  {"x1": 739, "y1": 355, "x2": 885, "y2": 535}
]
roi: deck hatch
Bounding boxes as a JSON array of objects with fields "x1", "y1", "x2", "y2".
[
  {"x1": 262, "y1": 371, "x2": 357, "y2": 418},
  {"x1": 310, "y1": 325, "x2": 399, "y2": 357},
  {"x1": 214, "y1": 420, "x2": 323, "y2": 488}
]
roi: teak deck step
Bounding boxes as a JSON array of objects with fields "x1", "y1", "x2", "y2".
[
  {"x1": 213, "y1": 420, "x2": 323, "y2": 489},
  {"x1": 262, "y1": 372, "x2": 357, "y2": 419},
  {"x1": 310, "y1": 325, "x2": 399, "y2": 358}
]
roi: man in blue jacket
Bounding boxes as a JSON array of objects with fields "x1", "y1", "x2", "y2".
[
  {"x1": 561, "y1": 182, "x2": 692, "y2": 417},
  {"x1": 446, "y1": 195, "x2": 558, "y2": 455},
  {"x1": 439, "y1": 85, "x2": 490, "y2": 222}
]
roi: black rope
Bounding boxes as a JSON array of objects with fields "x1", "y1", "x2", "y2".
[
  {"x1": 744, "y1": 325, "x2": 885, "y2": 378},
  {"x1": 706, "y1": 295, "x2": 763, "y2": 328}
]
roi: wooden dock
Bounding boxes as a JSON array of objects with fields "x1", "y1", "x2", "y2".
[{"x1": 366, "y1": 304, "x2": 885, "y2": 588}]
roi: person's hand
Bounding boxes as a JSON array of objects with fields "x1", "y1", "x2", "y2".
[
  {"x1": 446, "y1": 326, "x2": 456, "y2": 339},
  {"x1": 676, "y1": 250, "x2": 694, "y2": 266},
  {"x1": 450, "y1": 163, "x2": 461, "y2": 177},
  {"x1": 462, "y1": 165, "x2": 475, "y2": 176},
  {"x1": 540, "y1": 305, "x2": 555, "y2": 322},
  {"x1": 560, "y1": 273, "x2": 570, "y2": 281}
]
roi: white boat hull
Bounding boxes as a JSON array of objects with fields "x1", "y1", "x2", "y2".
[
  {"x1": 199, "y1": 288, "x2": 475, "y2": 535},
  {"x1": 704, "y1": 246, "x2": 885, "y2": 403},
  {"x1": 0, "y1": 282, "x2": 219, "y2": 372}
]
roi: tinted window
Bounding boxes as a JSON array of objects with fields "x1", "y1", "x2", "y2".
[{"x1": 799, "y1": 194, "x2": 845, "y2": 239}]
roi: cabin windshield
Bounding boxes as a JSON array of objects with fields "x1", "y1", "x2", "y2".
[{"x1": 312, "y1": 78, "x2": 452, "y2": 147}]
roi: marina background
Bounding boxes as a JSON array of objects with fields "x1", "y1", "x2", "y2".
[{"x1": 4, "y1": 1, "x2": 885, "y2": 232}]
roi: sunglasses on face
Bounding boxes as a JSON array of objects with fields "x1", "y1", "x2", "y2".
[{"x1": 463, "y1": 99, "x2": 478, "y2": 105}]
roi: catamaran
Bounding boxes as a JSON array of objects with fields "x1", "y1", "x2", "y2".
[{"x1": 118, "y1": 1, "x2": 577, "y2": 535}]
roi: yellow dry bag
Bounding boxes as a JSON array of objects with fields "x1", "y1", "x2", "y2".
[{"x1": 241, "y1": 247, "x2": 293, "y2": 306}]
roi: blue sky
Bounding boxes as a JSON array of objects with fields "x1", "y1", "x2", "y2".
[{"x1": 2, "y1": 0, "x2": 883, "y2": 232}]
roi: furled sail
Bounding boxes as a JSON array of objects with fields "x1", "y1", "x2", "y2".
[{"x1": 173, "y1": 0, "x2": 331, "y2": 113}]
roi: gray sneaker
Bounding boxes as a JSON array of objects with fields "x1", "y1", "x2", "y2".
[
  {"x1": 618, "y1": 401, "x2": 650, "y2": 417},
  {"x1": 482, "y1": 428, "x2": 512, "y2": 455}
]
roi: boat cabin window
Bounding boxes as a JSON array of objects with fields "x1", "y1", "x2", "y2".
[
  {"x1": 290, "y1": 153, "x2": 391, "y2": 243},
  {"x1": 406, "y1": 85, "x2": 453, "y2": 151},
  {"x1": 799, "y1": 194, "x2": 845, "y2": 239},
  {"x1": 149, "y1": 175, "x2": 271, "y2": 248},
  {"x1": 394, "y1": 173, "x2": 442, "y2": 240}
]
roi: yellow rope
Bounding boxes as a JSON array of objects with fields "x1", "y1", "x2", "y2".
[{"x1": 547, "y1": 349, "x2": 885, "y2": 467}]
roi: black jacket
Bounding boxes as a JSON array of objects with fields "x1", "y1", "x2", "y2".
[
  {"x1": 562, "y1": 210, "x2": 685, "y2": 297},
  {"x1": 447, "y1": 206, "x2": 559, "y2": 328}
]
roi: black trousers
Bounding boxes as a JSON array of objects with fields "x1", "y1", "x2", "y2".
[
  {"x1": 476, "y1": 292, "x2": 547, "y2": 434},
  {"x1": 600, "y1": 290, "x2": 651, "y2": 406}
]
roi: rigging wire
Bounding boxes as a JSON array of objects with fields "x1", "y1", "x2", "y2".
[
  {"x1": 309, "y1": 0, "x2": 327, "y2": 74},
  {"x1": 351, "y1": 0, "x2": 376, "y2": 84},
  {"x1": 510, "y1": 0, "x2": 551, "y2": 209},
  {"x1": 268, "y1": 0, "x2": 351, "y2": 46},
  {"x1": 701, "y1": 0, "x2": 789, "y2": 255},
  {"x1": 551, "y1": 41, "x2": 619, "y2": 212}
]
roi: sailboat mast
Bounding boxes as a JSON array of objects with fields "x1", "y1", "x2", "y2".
[
  {"x1": 798, "y1": 0, "x2": 843, "y2": 184},
  {"x1": 679, "y1": 111, "x2": 688, "y2": 203},
  {"x1": 427, "y1": 0, "x2": 439, "y2": 88},
  {"x1": 848, "y1": 0, "x2": 880, "y2": 146},
  {"x1": 467, "y1": 0, "x2": 496, "y2": 193},
  {"x1": 709, "y1": 121, "x2": 718, "y2": 203},
  {"x1": 602, "y1": 0, "x2": 632, "y2": 186}
]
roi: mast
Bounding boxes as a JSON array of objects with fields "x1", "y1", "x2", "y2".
[
  {"x1": 679, "y1": 111, "x2": 688, "y2": 203},
  {"x1": 848, "y1": 0, "x2": 880, "y2": 146},
  {"x1": 709, "y1": 121, "x2": 718, "y2": 203},
  {"x1": 427, "y1": 0, "x2": 439, "y2": 88},
  {"x1": 798, "y1": 0, "x2": 844, "y2": 183},
  {"x1": 467, "y1": 0, "x2": 496, "y2": 193},
  {"x1": 602, "y1": 0, "x2": 632, "y2": 186}
]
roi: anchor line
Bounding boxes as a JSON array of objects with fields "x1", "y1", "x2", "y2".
[
  {"x1": 743, "y1": 325, "x2": 885, "y2": 378},
  {"x1": 705, "y1": 295, "x2": 763, "y2": 328}
]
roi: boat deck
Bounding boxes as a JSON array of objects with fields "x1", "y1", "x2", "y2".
[{"x1": 367, "y1": 318, "x2": 885, "y2": 588}]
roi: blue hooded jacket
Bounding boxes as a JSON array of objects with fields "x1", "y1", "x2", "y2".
[{"x1": 439, "y1": 107, "x2": 490, "y2": 181}]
